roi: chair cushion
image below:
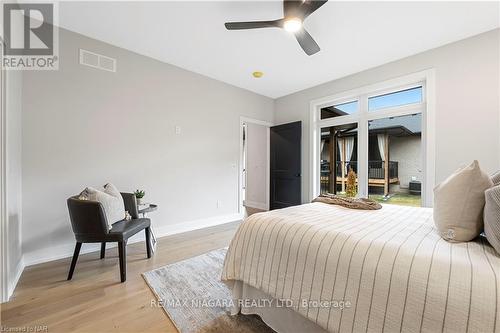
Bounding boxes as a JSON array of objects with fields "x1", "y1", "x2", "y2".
[
  {"x1": 484, "y1": 184, "x2": 500, "y2": 254},
  {"x1": 79, "y1": 183, "x2": 126, "y2": 230},
  {"x1": 433, "y1": 160, "x2": 493, "y2": 242},
  {"x1": 107, "y1": 218, "x2": 150, "y2": 241}
]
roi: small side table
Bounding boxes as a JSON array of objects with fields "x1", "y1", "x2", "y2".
[
  {"x1": 138, "y1": 204, "x2": 157, "y2": 217},
  {"x1": 138, "y1": 204, "x2": 158, "y2": 253}
]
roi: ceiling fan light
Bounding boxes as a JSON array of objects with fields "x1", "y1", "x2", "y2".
[{"x1": 283, "y1": 18, "x2": 302, "y2": 32}]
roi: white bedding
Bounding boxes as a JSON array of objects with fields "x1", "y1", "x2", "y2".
[
  {"x1": 226, "y1": 280, "x2": 328, "y2": 333},
  {"x1": 222, "y1": 202, "x2": 500, "y2": 333}
]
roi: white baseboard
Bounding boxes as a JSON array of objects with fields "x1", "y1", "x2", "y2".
[
  {"x1": 6, "y1": 259, "x2": 25, "y2": 301},
  {"x1": 153, "y1": 213, "x2": 243, "y2": 237},
  {"x1": 23, "y1": 212, "x2": 243, "y2": 267},
  {"x1": 243, "y1": 200, "x2": 268, "y2": 211}
]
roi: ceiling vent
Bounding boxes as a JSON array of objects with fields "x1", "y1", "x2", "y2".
[{"x1": 79, "y1": 49, "x2": 116, "y2": 72}]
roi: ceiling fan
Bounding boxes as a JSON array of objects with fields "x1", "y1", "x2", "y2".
[{"x1": 224, "y1": 0, "x2": 328, "y2": 56}]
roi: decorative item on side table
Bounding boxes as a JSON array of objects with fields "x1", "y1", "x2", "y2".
[
  {"x1": 134, "y1": 189, "x2": 146, "y2": 205},
  {"x1": 134, "y1": 189, "x2": 158, "y2": 254}
]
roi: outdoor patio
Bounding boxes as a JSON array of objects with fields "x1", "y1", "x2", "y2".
[{"x1": 370, "y1": 193, "x2": 421, "y2": 207}]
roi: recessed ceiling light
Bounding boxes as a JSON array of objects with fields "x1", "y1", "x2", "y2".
[
  {"x1": 283, "y1": 18, "x2": 302, "y2": 33},
  {"x1": 252, "y1": 71, "x2": 263, "y2": 78}
]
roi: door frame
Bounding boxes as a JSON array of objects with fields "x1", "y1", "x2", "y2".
[
  {"x1": 0, "y1": 45, "x2": 9, "y2": 303},
  {"x1": 239, "y1": 116, "x2": 273, "y2": 214},
  {"x1": 309, "y1": 69, "x2": 436, "y2": 207}
]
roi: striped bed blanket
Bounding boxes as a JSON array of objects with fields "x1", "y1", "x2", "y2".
[{"x1": 222, "y1": 202, "x2": 500, "y2": 333}]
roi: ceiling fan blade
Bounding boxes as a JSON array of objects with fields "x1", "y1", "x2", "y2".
[
  {"x1": 301, "y1": 0, "x2": 328, "y2": 19},
  {"x1": 225, "y1": 19, "x2": 282, "y2": 30},
  {"x1": 283, "y1": 0, "x2": 302, "y2": 18},
  {"x1": 294, "y1": 28, "x2": 320, "y2": 55}
]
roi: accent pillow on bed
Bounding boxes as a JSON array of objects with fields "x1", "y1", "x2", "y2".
[
  {"x1": 491, "y1": 170, "x2": 500, "y2": 185},
  {"x1": 433, "y1": 160, "x2": 493, "y2": 242},
  {"x1": 484, "y1": 184, "x2": 500, "y2": 253},
  {"x1": 79, "y1": 183, "x2": 126, "y2": 230}
]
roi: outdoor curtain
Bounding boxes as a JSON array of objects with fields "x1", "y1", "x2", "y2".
[
  {"x1": 345, "y1": 137, "x2": 354, "y2": 162},
  {"x1": 338, "y1": 137, "x2": 355, "y2": 162},
  {"x1": 377, "y1": 134, "x2": 387, "y2": 160}
]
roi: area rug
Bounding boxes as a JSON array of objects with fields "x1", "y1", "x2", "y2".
[{"x1": 142, "y1": 248, "x2": 274, "y2": 333}]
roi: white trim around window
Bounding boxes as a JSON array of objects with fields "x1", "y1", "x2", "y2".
[{"x1": 309, "y1": 69, "x2": 436, "y2": 207}]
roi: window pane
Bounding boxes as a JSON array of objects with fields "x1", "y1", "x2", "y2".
[
  {"x1": 368, "y1": 86, "x2": 422, "y2": 111},
  {"x1": 368, "y1": 113, "x2": 422, "y2": 207},
  {"x1": 320, "y1": 123, "x2": 358, "y2": 196},
  {"x1": 320, "y1": 100, "x2": 358, "y2": 119}
]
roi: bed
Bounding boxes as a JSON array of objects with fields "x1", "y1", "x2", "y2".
[{"x1": 222, "y1": 202, "x2": 500, "y2": 333}]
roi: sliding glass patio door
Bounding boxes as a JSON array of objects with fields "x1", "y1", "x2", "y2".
[
  {"x1": 367, "y1": 114, "x2": 422, "y2": 207},
  {"x1": 320, "y1": 123, "x2": 358, "y2": 196},
  {"x1": 311, "y1": 73, "x2": 433, "y2": 207}
]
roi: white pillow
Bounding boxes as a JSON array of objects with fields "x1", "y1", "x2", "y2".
[
  {"x1": 103, "y1": 183, "x2": 122, "y2": 199},
  {"x1": 484, "y1": 184, "x2": 500, "y2": 254},
  {"x1": 433, "y1": 160, "x2": 493, "y2": 242},
  {"x1": 79, "y1": 183, "x2": 126, "y2": 230}
]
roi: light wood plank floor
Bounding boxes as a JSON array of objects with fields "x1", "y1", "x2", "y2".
[{"x1": 1, "y1": 221, "x2": 241, "y2": 332}]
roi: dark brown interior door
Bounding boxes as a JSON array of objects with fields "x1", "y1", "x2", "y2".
[{"x1": 270, "y1": 121, "x2": 301, "y2": 210}]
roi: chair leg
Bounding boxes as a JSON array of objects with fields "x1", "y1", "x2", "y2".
[
  {"x1": 118, "y1": 241, "x2": 127, "y2": 282},
  {"x1": 100, "y1": 242, "x2": 106, "y2": 259},
  {"x1": 67, "y1": 242, "x2": 82, "y2": 280},
  {"x1": 145, "y1": 227, "x2": 152, "y2": 259}
]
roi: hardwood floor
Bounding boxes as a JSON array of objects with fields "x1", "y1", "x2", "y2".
[{"x1": 0, "y1": 221, "x2": 241, "y2": 332}]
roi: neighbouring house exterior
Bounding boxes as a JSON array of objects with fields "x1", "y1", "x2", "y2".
[{"x1": 389, "y1": 134, "x2": 422, "y2": 193}]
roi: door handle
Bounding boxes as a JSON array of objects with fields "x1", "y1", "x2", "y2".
[{"x1": 295, "y1": 173, "x2": 301, "y2": 177}]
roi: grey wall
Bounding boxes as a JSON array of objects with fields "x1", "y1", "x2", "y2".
[
  {"x1": 275, "y1": 29, "x2": 500, "y2": 203},
  {"x1": 21, "y1": 27, "x2": 274, "y2": 264}
]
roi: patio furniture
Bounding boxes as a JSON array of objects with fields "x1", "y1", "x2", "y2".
[
  {"x1": 409, "y1": 180, "x2": 422, "y2": 195},
  {"x1": 332, "y1": 160, "x2": 399, "y2": 186}
]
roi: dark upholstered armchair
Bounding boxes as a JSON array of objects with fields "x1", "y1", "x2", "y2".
[{"x1": 67, "y1": 192, "x2": 151, "y2": 282}]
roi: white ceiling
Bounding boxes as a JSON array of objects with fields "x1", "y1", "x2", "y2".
[{"x1": 57, "y1": 1, "x2": 499, "y2": 98}]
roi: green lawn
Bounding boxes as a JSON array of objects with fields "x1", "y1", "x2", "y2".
[{"x1": 370, "y1": 193, "x2": 422, "y2": 207}]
